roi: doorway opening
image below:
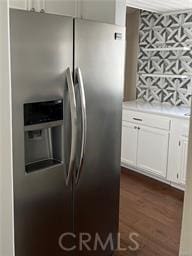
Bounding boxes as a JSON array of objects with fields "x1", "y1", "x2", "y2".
[{"x1": 118, "y1": 4, "x2": 192, "y2": 255}]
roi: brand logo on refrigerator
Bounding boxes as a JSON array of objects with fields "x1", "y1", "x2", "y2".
[{"x1": 114, "y1": 33, "x2": 122, "y2": 40}]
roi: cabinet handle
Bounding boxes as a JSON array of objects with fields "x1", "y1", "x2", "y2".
[
  {"x1": 133, "y1": 118, "x2": 142, "y2": 122},
  {"x1": 134, "y1": 126, "x2": 141, "y2": 130}
]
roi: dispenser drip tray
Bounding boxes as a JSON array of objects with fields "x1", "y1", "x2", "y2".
[{"x1": 26, "y1": 159, "x2": 62, "y2": 173}]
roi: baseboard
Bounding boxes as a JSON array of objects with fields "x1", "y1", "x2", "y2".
[
  {"x1": 170, "y1": 182, "x2": 185, "y2": 191},
  {"x1": 121, "y1": 162, "x2": 185, "y2": 191},
  {"x1": 121, "y1": 162, "x2": 170, "y2": 184}
]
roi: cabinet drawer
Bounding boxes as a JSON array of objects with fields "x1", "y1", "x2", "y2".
[{"x1": 122, "y1": 110, "x2": 170, "y2": 130}]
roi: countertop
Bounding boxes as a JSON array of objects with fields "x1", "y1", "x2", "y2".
[{"x1": 123, "y1": 100, "x2": 191, "y2": 120}]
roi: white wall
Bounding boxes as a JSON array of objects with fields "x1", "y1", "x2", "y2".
[
  {"x1": 0, "y1": 1, "x2": 15, "y2": 256},
  {"x1": 124, "y1": 7, "x2": 139, "y2": 101}
]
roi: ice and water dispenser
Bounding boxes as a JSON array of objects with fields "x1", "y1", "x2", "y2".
[{"x1": 24, "y1": 100, "x2": 64, "y2": 173}]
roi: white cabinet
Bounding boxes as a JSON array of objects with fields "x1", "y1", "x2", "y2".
[
  {"x1": 9, "y1": 0, "x2": 126, "y2": 25},
  {"x1": 43, "y1": 0, "x2": 78, "y2": 17},
  {"x1": 137, "y1": 126, "x2": 169, "y2": 178},
  {"x1": 80, "y1": 0, "x2": 115, "y2": 24},
  {"x1": 121, "y1": 121, "x2": 137, "y2": 166},
  {"x1": 121, "y1": 107, "x2": 190, "y2": 189},
  {"x1": 167, "y1": 118, "x2": 189, "y2": 187},
  {"x1": 179, "y1": 137, "x2": 189, "y2": 185},
  {"x1": 9, "y1": 0, "x2": 41, "y2": 11},
  {"x1": 32, "y1": 0, "x2": 45, "y2": 12},
  {"x1": 9, "y1": 0, "x2": 29, "y2": 10},
  {"x1": 121, "y1": 120, "x2": 169, "y2": 178},
  {"x1": 9, "y1": 0, "x2": 79, "y2": 16},
  {"x1": 79, "y1": 0, "x2": 126, "y2": 25}
]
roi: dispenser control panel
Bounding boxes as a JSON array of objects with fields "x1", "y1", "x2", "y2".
[{"x1": 24, "y1": 99, "x2": 63, "y2": 126}]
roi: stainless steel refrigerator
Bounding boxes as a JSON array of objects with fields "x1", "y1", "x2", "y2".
[{"x1": 10, "y1": 9, "x2": 125, "y2": 256}]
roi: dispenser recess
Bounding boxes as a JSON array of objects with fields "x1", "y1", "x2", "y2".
[{"x1": 24, "y1": 100, "x2": 63, "y2": 173}]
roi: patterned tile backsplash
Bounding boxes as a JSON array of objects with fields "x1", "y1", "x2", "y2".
[{"x1": 137, "y1": 11, "x2": 192, "y2": 106}]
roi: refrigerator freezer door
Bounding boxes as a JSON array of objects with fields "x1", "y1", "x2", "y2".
[
  {"x1": 10, "y1": 9, "x2": 74, "y2": 256},
  {"x1": 74, "y1": 19, "x2": 125, "y2": 255}
]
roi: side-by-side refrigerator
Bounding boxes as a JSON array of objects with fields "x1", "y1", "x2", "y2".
[{"x1": 10, "y1": 9, "x2": 125, "y2": 256}]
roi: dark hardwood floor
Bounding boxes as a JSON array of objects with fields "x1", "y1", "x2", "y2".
[{"x1": 115, "y1": 168, "x2": 184, "y2": 256}]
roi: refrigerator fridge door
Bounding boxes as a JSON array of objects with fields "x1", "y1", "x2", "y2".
[
  {"x1": 10, "y1": 9, "x2": 74, "y2": 256},
  {"x1": 74, "y1": 19, "x2": 125, "y2": 255}
]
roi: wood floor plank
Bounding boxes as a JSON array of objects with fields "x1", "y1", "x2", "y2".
[{"x1": 115, "y1": 168, "x2": 184, "y2": 256}]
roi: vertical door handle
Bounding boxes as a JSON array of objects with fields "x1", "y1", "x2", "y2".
[
  {"x1": 75, "y1": 68, "x2": 87, "y2": 184},
  {"x1": 66, "y1": 67, "x2": 78, "y2": 186}
]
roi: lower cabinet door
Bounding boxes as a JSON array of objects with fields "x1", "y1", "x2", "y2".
[
  {"x1": 179, "y1": 137, "x2": 189, "y2": 185},
  {"x1": 121, "y1": 122, "x2": 138, "y2": 166},
  {"x1": 137, "y1": 126, "x2": 169, "y2": 177}
]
